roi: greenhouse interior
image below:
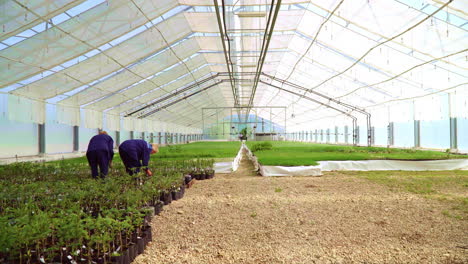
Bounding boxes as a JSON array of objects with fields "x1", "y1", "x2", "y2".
[{"x1": 0, "y1": 0, "x2": 467, "y2": 263}]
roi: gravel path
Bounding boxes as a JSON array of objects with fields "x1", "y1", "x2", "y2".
[{"x1": 134, "y1": 154, "x2": 467, "y2": 264}]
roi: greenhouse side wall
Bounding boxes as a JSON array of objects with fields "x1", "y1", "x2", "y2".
[
  {"x1": 458, "y1": 118, "x2": 468, "y2": 153},
  {"x1": 0, "y1": 115, "x2": 39, "y2": 158}
]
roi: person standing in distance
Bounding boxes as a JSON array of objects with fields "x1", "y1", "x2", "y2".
[
  {"x1": 86, "y1": 131, "x2": 114, "y2": 179},
  {"x1": 118, "y1": 139, "x2": 159, "y2": 176}
]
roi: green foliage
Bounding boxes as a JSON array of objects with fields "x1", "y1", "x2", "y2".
[
  {"x1": 240, "y1": 128, "x2": 248, "y2": 137},
  {"x1": 167, "y1": 145, "x2": 182, "y2": 153},
  {"x1": 250, "y1": 142, "x2": 273, "y2": 152},
  {"x1": 245, "y1": 141, "x2": 468, "y2": 166},
  {"x1": 0, "y1": 156, "x2": 215, "y2": 262},
  {"x1": 156, "y1": 141, "x2": 241, "y2": 159}
]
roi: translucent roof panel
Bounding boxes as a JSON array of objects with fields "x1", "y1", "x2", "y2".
[{"x1": 0, "y1": 0, "x2": 466, "y2": 130}]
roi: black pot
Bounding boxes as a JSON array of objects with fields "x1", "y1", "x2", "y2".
[
  {"x1": 144, "y1": 228, "x2": 153, "y2": 242},
  {"x1": 154, "y1": 202, "x2": 163, "y2": 215},
  {"x1": 199, "y1": 173, "x2": 206, "y2": 180},
  {"x1": 160, "y1": 191, "x2": 172, "y2": 205},
  {"x1": 184, "y1": 175, "x2": 192, "y2": 184},
  {"x1": 128, "y1": 244, "x2": 136, "y2": 262},
  {"x1": 171, "y1": 190, "x2": 178, "y2": 201},
  {"x1": 137, "y1": 236, "x2": 146, "y2": 254},
  {"x1": 179, "y1": 185, "x2": 185, "y2": 199},
  {"x1": 122, "y1": 251, "x2": 131, "y2": 264},
  {"x1": 144, "y1": 214, "x2": 152, "y2": 226},
  {"x1": 111, "y1": 252, "x2": 128, "y2": 264}
]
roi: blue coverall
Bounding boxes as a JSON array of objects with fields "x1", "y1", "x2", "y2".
[
  {"x1": 118, "y1": 139, "x2": 152, "y2": 175},
  {"x1": 86, "y1": 134, "x2": 114, "y2": 179}
]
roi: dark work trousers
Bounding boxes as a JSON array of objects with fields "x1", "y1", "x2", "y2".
[
  {"x1": 86, "y1": 149, "x2": 110, "y2": 179},
  {"x1": 119, "y1": 152, "x2": 141, "y2": 176}
]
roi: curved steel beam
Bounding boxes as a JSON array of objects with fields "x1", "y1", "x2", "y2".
[{"x1": 259, "y1": 80, "x2": 357, "y2": 145}]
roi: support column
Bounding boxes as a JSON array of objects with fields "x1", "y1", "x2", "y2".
[
  {"x1": 450, "y1": 117, "x2": 457, "y2": 151},
  {"x1": 370, "y1": 127, "x2": 375, "y2": 146},
  {"x1": 116, "y1": 131, "x2": 120, "y2": 146},
  {"x1": 73, "y1": 126, "x2": 79, "y2": 152},
  {"x1": 335, "y1": 126, "x2": 338, "y2": 143},
  {"x1": 414, "y1": 120, "x2": 421, "y2": 148},
  {"x1": 158, "y1": 132, "x2": 161, "y2": 144},
  {"x1": 388, "y1": 122, "x2": 394, "y2": 146},
  {"x1": 344, "y1": 126, "x2": 349, "y2": 144},
  {"x1": 39, "y1": 123, "x2": 45, "y2": 155},
  {"x1": 356, "y1": 126, "x2": 360, "y2": 145},
  {"x1": 141, "y1": 132, "x2": 145, "y2": 141},
  {"x1": 130, "y1": 131, "x2": 134, "y2": 140}
]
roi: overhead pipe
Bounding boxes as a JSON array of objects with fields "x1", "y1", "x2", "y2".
[
  {"x1": 245, "y1": 0, "x2": 282, "y2": 122},
  {"x1": 139, "y1": 81, "x2": 223, "y2": 118},
  {"x1": 213, "y1": 0, "x2": 239, "y2": 107},
  {"x1": 125, "y1": 73, "x2": 220, "y2": 117},
  {"x1": 259, "y1": 80, "x2": 358, "y2": 145},
  {"x1": 262, "y1": 73, "x2": 371, "y2": 146}
]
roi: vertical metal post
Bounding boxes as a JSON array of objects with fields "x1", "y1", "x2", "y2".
[
  {"x1": 414, "y1": 120, "x2": 421, "y2": 148},
  {"x1": 344, "y1": 126, "x2": 349, "y2": 144},
  {"x1": 388, "y1": 122, "x2": 394, "y2": 146},
  {"x1": 335, "y1": 126, "x2": 338, "y2": 143},
  {"x1": 356, "y1": 126, "x2": 360, "y2": 145},
  {"x1": 448, "y1": 93, "x2": 457, "y2": 151},
  {"x1": 370, "y1": 127, "x2": 375, "y2": 146},
  {"x1": 130, "y1": 131, "x2": 134, "y2": 140},
  {"x1": 141, "y1": 132, "x2": 145, "y2": 141},
  {"x1": 202, "y1": 109, "x2": 205, "y2": 139},
  {"x1": 450, "y1": 118, "x2": 457, "y2": 151},
  {"x1": 39, "y1": 123, "x2": 46, "y2": 155},
  {"x1": 216, "y1": 110, "x2": 219, "y2": 140},
  {"x1": 284, "y1": 108, "x2": 287, "y2": 140},
  {"x1": 73, "y1": 125, "x2": 79, "y2": 152},
  {"x1": 116, "y1": 131, "x2": 120, "y2": 146}
]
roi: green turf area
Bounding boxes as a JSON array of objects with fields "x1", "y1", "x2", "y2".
[
  {"x1": 156, "y1": 141, "x2": 241, "y2": 159},
  {"x1": 246, "y1": 141, "x2": 467, "y2": 166},
  {"x1": 355, "y1": 170, "x2": 468, "y2": 220},
  {"x1": 44, "y1": 141, "x2": 242, "y2": 165}
]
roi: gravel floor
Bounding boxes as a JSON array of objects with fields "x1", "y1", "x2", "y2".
[{"x1": 134, "y1": 154, "x2": 468, "y2": 264}]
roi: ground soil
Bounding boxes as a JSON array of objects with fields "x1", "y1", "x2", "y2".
[{"x1": 134, "y1": 152, "x2": 468, "y2": 264}]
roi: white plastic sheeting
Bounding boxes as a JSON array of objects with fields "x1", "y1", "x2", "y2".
[
  {"x1": 257, "y1": 159, "x2": 468, "y2": 177},
  {"x1": 320, "y1": 159, "x2": 468, "y2": 171},
  {"x1": 260, "y1": 165, "x2": 323, "y2": 177},
  {"x1": 213, "y1": 161, "x2": 235, "y2": 174},
  {"x1": 242, "y1": 144, "x2": 468, "y2": 177},
  {"x1": 1, "y1": 0, "x2": 466, "y2": 135}
]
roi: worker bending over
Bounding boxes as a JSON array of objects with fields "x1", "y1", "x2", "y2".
[
  {"x1": 119, "y1": 139, "x2": 159, "y2": 176},
  {"x1": 86, "y1": 131, "x2": 114, "y2": 179}
]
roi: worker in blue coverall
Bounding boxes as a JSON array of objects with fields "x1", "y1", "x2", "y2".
[
  {"x1": 86, "y1": 131, "x2": 114, "y2": 179},
  {"x1": 118, "y1": 139, "x2": 159, "y2": 176}
]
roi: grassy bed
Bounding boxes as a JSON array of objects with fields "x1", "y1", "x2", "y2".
[
  {"x1": 156, "y1": 141, "x2": 241, "y2": 159},
  {"x1": 354, "y1": 170, "x2": 468, "y2": 220},
  {"x1": 43, "y1": 141, "x2": 242, "y2": 165},
  {"x1": 246, "y1": 141, "x2": 467, "y2": 166}
]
